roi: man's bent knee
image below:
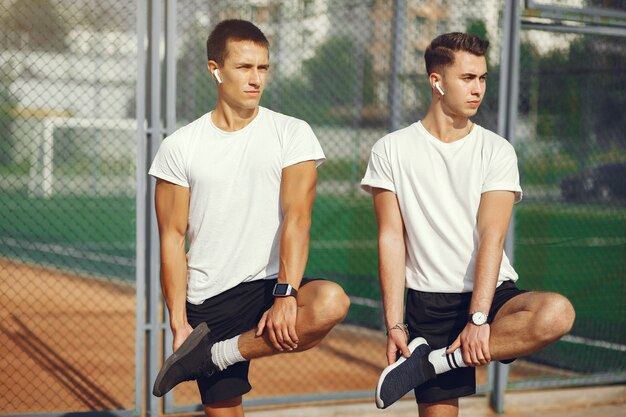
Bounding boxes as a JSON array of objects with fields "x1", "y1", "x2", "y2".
[
  {"x1": 535, "y1": 293, "x2": 575, "y2": 343},
  {"x1": 314, "y1": 282, "x2": 350, "y2": 326},
  {"x1": 550, "y1": 293, "x2": 575, "y2": 336},
  {"x1": 300, "y1": 281, "x2": 350, "y2": 328}
]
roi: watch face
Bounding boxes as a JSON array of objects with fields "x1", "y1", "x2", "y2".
[
  {"x1": 472, "y1": 312, "x2": 488, "y2": 326},
  {"x1": 273, "y1": 283, "x2": 290, "y2": 296}
]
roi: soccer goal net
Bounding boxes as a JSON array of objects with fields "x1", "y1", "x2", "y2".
[{"x1": 28, "y1": 117, "x2": 137, "y2": 197}]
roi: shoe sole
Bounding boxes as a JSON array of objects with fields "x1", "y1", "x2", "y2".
[
  {"x1": 375, "y1": 337, "x2": 427, "y2": 409},
  {"x1": 152, "y1": 322, "x2": 210, "y2": 397}
]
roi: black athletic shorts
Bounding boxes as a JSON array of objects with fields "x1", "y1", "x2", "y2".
[
  {"x1": 185, "y1": 277, "x2": 319, "y2": 405},
  {"x1": 405, "y1": 280, "x2": 527, "y2": 404}
]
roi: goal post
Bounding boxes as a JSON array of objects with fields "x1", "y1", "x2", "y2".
[{"x1": 28, "y1": 117, "x2": 138, "y2": 197}]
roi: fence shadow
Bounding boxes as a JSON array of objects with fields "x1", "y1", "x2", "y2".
[{"x1": 1, "y1": 315, "x2": 125, "y2": 411}]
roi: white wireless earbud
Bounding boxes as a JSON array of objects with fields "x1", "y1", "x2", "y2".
[
  {"x1": 435, "y1": 81, "x2": 444, "y2": 96},
  {"x1": 213, "y1": 69, "x2": 223, "y2": 84}
]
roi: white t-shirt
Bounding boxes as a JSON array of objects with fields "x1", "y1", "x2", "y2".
[
  {"x1": 361, "y1": 121, "x2": 522, "y2": 293},
  {"x1": 149, "y1": 106, "x2": 325, "y2": 304}
]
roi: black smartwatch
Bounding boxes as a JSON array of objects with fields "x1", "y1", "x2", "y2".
[{"x1": 273, "y1": 283, "x2": 298, "y2": 297}]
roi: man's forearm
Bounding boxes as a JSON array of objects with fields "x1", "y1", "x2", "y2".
[
  {"x1": 160, "y1": 238, "x2": 189, "y2": 331},
  {"x1": 378, "y1": 236, "x2": 406, "y2": 328},
  {"x1": 277, "y1": 161, "x2": 316, "y2": 289},
  {"x1": 277, "y1": 212, "x2": 310, "y2": 288},
  {"x1": 472, "y1": 190, "x2": 516, "y2": 314},
  {"x1": 470, "y1": 235, "x2": 505, "y2": 313}
]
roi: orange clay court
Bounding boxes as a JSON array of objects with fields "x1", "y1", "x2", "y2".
[{"x1": 0, "y1": 258, "x2": 566, "y2": 414}]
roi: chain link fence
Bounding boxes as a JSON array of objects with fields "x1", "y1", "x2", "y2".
[
  {"x1": 0, "y1": 0, "x2": 137, "y2": 414},
  {"x1": 0, "y1": 0, "x2": 624, "y2": 416},
  {"x1": 511, "y1": 5, "x2": 626, "y2": 387}
]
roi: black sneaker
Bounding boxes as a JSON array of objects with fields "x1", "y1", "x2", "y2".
[
  {"x1": 152, "y1": 322, "x2": 218, "y2": 397},
  {"x1": 375, "y1": 337, "x2": 436, "y2": 409}
]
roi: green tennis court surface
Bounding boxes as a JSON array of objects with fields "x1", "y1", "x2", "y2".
[
  {"x1": 0, "y1": 191, "x2": 624, "y2": 374},
  {"x1": 0, "y1": 192, "x2": 134, "y2": 278}
]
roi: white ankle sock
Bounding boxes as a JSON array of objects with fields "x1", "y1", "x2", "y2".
[
  {"x1": 210, "y1": 335, "x2": 246, "y2": 371},
  {"x1": 428, "y1": 347, "x2": 467, "y2": 375}
]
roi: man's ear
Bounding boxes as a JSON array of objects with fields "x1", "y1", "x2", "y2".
[
  {"x1": 207, "y1": 61, "x2": 221, "y2": 84},
  {"x1": 429, "y1": 73, "x2": 444, "y2": 95}
]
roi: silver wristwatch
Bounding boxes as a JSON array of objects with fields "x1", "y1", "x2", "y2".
[{"x1": 469, "y1": 311, "x2": 488, "y2": 326}]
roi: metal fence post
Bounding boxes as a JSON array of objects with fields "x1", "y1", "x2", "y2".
[
  {"x1": 493, "y1": 0, "x2": 522, "y2": 412},
  {"x1": 143, "y1": 1, "x2": 165, "y2": 416},
  {"x1": 162, "y1": 0, "x2": 178, "y2": 411},
  {"x1": 388, "y1": 0, "x2": 406, "y2": 132},
  {"x1": 135, "y1": 1, "x2": 148, "y2": 415}
]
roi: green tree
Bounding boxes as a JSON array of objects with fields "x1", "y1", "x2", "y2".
[
  {"x1": 513, "y1": 31, "x2": 626, "y2": 177},
  {"x1": 467, "y1": 19, "x2": 489, "y2": 68},
  {"x1": 569, "y1": 36, "x2": 626, "y2": 151},
  {"x1": 175, "y1": 22, "x2": 217, "y2": 124},
  {"x1": 534, "y1": 47, "x2": 580, "y2": 141},
  {"x1": 466, "y1": 19, "x2": 488, "y2": 41},
  {"x1": 465, "y1": 19, "x2": 498, "y2": 129},
  {"x1": 532, "y1": 35, "x2": 626, "y2": 167},
  {"x1": 280, "y1": 36, "x2": 375, "y2": 125},
  {"x1": 303, "y1": 36, "x2": 359, "y2": 109}
]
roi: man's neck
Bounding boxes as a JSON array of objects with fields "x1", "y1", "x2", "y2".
[
  {"x1": 211, "y1": 104, "x2": 259, "y2": 132},
  {"x1": 421, "y1": 112, "x2": 473, "y2": 144}
]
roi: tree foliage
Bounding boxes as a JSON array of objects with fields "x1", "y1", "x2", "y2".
[
  {"x1": 175, "y1": 22, "x2": 218, "y2": 123},
  {"x1": 528, "y1": 35, "x2": 626, "y2": 159},
  {"x1": 277, "y1": 36, "x2": 375, "y2": 125}
]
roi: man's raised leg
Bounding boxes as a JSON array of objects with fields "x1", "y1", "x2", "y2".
[
  {"x1": 200, "y1": 281, "x2": 349, "y2": 417},
  {"x1": 237, "y1": 280, "x2": 350, "y2": 358},
  {"x1": 413, "y1": 292, "x2": 574, "y2": 417},
  {"x1": 487, "y1": 291, "x2": 574, "y2": 362},
  {"x1": 375, "y1": 291, "x2": 575, "y2": 411},
  {"x1": 154, "y1": 280, "x2": 350, "y2": 401}
]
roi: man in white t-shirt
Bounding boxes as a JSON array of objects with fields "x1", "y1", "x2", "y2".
[
  {"x1": 149, "y1": 19, "x2": 350, "y2": 416},
  {"x1": 361, "y1": 33, "x2": 575, "y2": 415}
]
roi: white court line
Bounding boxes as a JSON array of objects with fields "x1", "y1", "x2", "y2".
[
  {"x1": 310, "y1": 240, "x2": 377, "y2": 249},
  {"x1": 561, "y1": 335, "x2": 626, "y2": 352},
  {"x1": 517, "y1": 237, "x2": 626, "y2": 247},
  {"x1": 309, "y1": 237, "x2": 626, "y2": 249},
  {"x1": 0, "y1": 237, "x2": 134, "y2": 266},
  {"x1": 350, "y1": 296, "x2": 382, "y2": 309}
]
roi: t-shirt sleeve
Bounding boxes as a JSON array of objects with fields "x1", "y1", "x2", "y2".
[
  {"x1": 148, "y1": 134, "x2": 189, "y2": 187},
  {"x1": 482, "y1": 140, "x2": 523, "y2": 203},
  {"x1": 360, "y1": 138, "x2": 396, "y2": 194},
  {"x1": 282, "y1": 120, "x2": 326, "y2": 168}
]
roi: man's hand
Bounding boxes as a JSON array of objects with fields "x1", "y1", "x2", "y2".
[
  {"x1": 256, "y1": 297, "x2": 299, "y2": 351},
  {"x1": 386, "y1": 328, "x2": 411, "y2": 365},
  {"x1": 447, "y1": 323, "x2": 491, "y2": 366},
  {"x1": 172, "y1": 322, "x2": 194, "y2": 352}
]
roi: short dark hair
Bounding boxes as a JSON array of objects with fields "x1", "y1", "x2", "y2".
[
  {"x1": 206, "y1": 19, "x2": 269, "y2": 65},
  {"x1": 424, "y1": 32, "x2": 489, "y2": 75}
]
